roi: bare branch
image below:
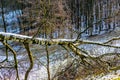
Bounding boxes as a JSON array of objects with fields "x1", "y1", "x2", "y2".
[
  {"x1": 23, "y1": 43, "x2": 34, "y2": 80},
  {"x1": 103, "y1": 37, "x2": 120, "y2": 44},
  {"x1": 75, "y1": 40, "x2": 120, "y2": 48},
  {"x1": 45, "y1": 45, "x2": 50, "y2": 80},
  {"x1": 1, "y1": 41, "x2": 20, "y2": 80}
]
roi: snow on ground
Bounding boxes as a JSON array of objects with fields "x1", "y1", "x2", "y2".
[
  {"x1": 79, "y1": 27, "x2": 120, "y2": 57},
  {"x1": 79, "y1": 27, "x2": 120, "y2": 80},
  {"x1": 18, "y1": 58, "x2": 72, "y2": 80},
  {"x1": 86, "y1": 27, "x2": 120, "y2": 42},
  {"x1": 0, "y1": 27, "x2": 120, "y2": 79}
]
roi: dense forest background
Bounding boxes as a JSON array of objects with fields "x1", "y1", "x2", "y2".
[
  {"x1": 0, "y1": 0, "x2": 119, "y2": 38},
  {"x1": 0, "y1": 0, "x2": 120, "y2": 80}
]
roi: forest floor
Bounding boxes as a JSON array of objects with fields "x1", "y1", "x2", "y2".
[
  {"x1": 76, "y1": 27, "x2": 120, "y2": 80},
  {"x1": 0, "y1": 27, "x2": 120, "y2": 80}
]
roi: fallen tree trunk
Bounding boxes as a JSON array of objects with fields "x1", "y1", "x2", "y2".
[{"x1": 0, "y1": 32, "x2": 120, "y2": 47}]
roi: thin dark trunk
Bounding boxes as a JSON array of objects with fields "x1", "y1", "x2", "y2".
[{"x1": 0, "y1": 0, "x2": 8, "y2": 61}]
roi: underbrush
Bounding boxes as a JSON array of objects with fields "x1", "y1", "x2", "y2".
[{"x1": 54, "y1": 53, "x2": 120, "y2": 80}]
